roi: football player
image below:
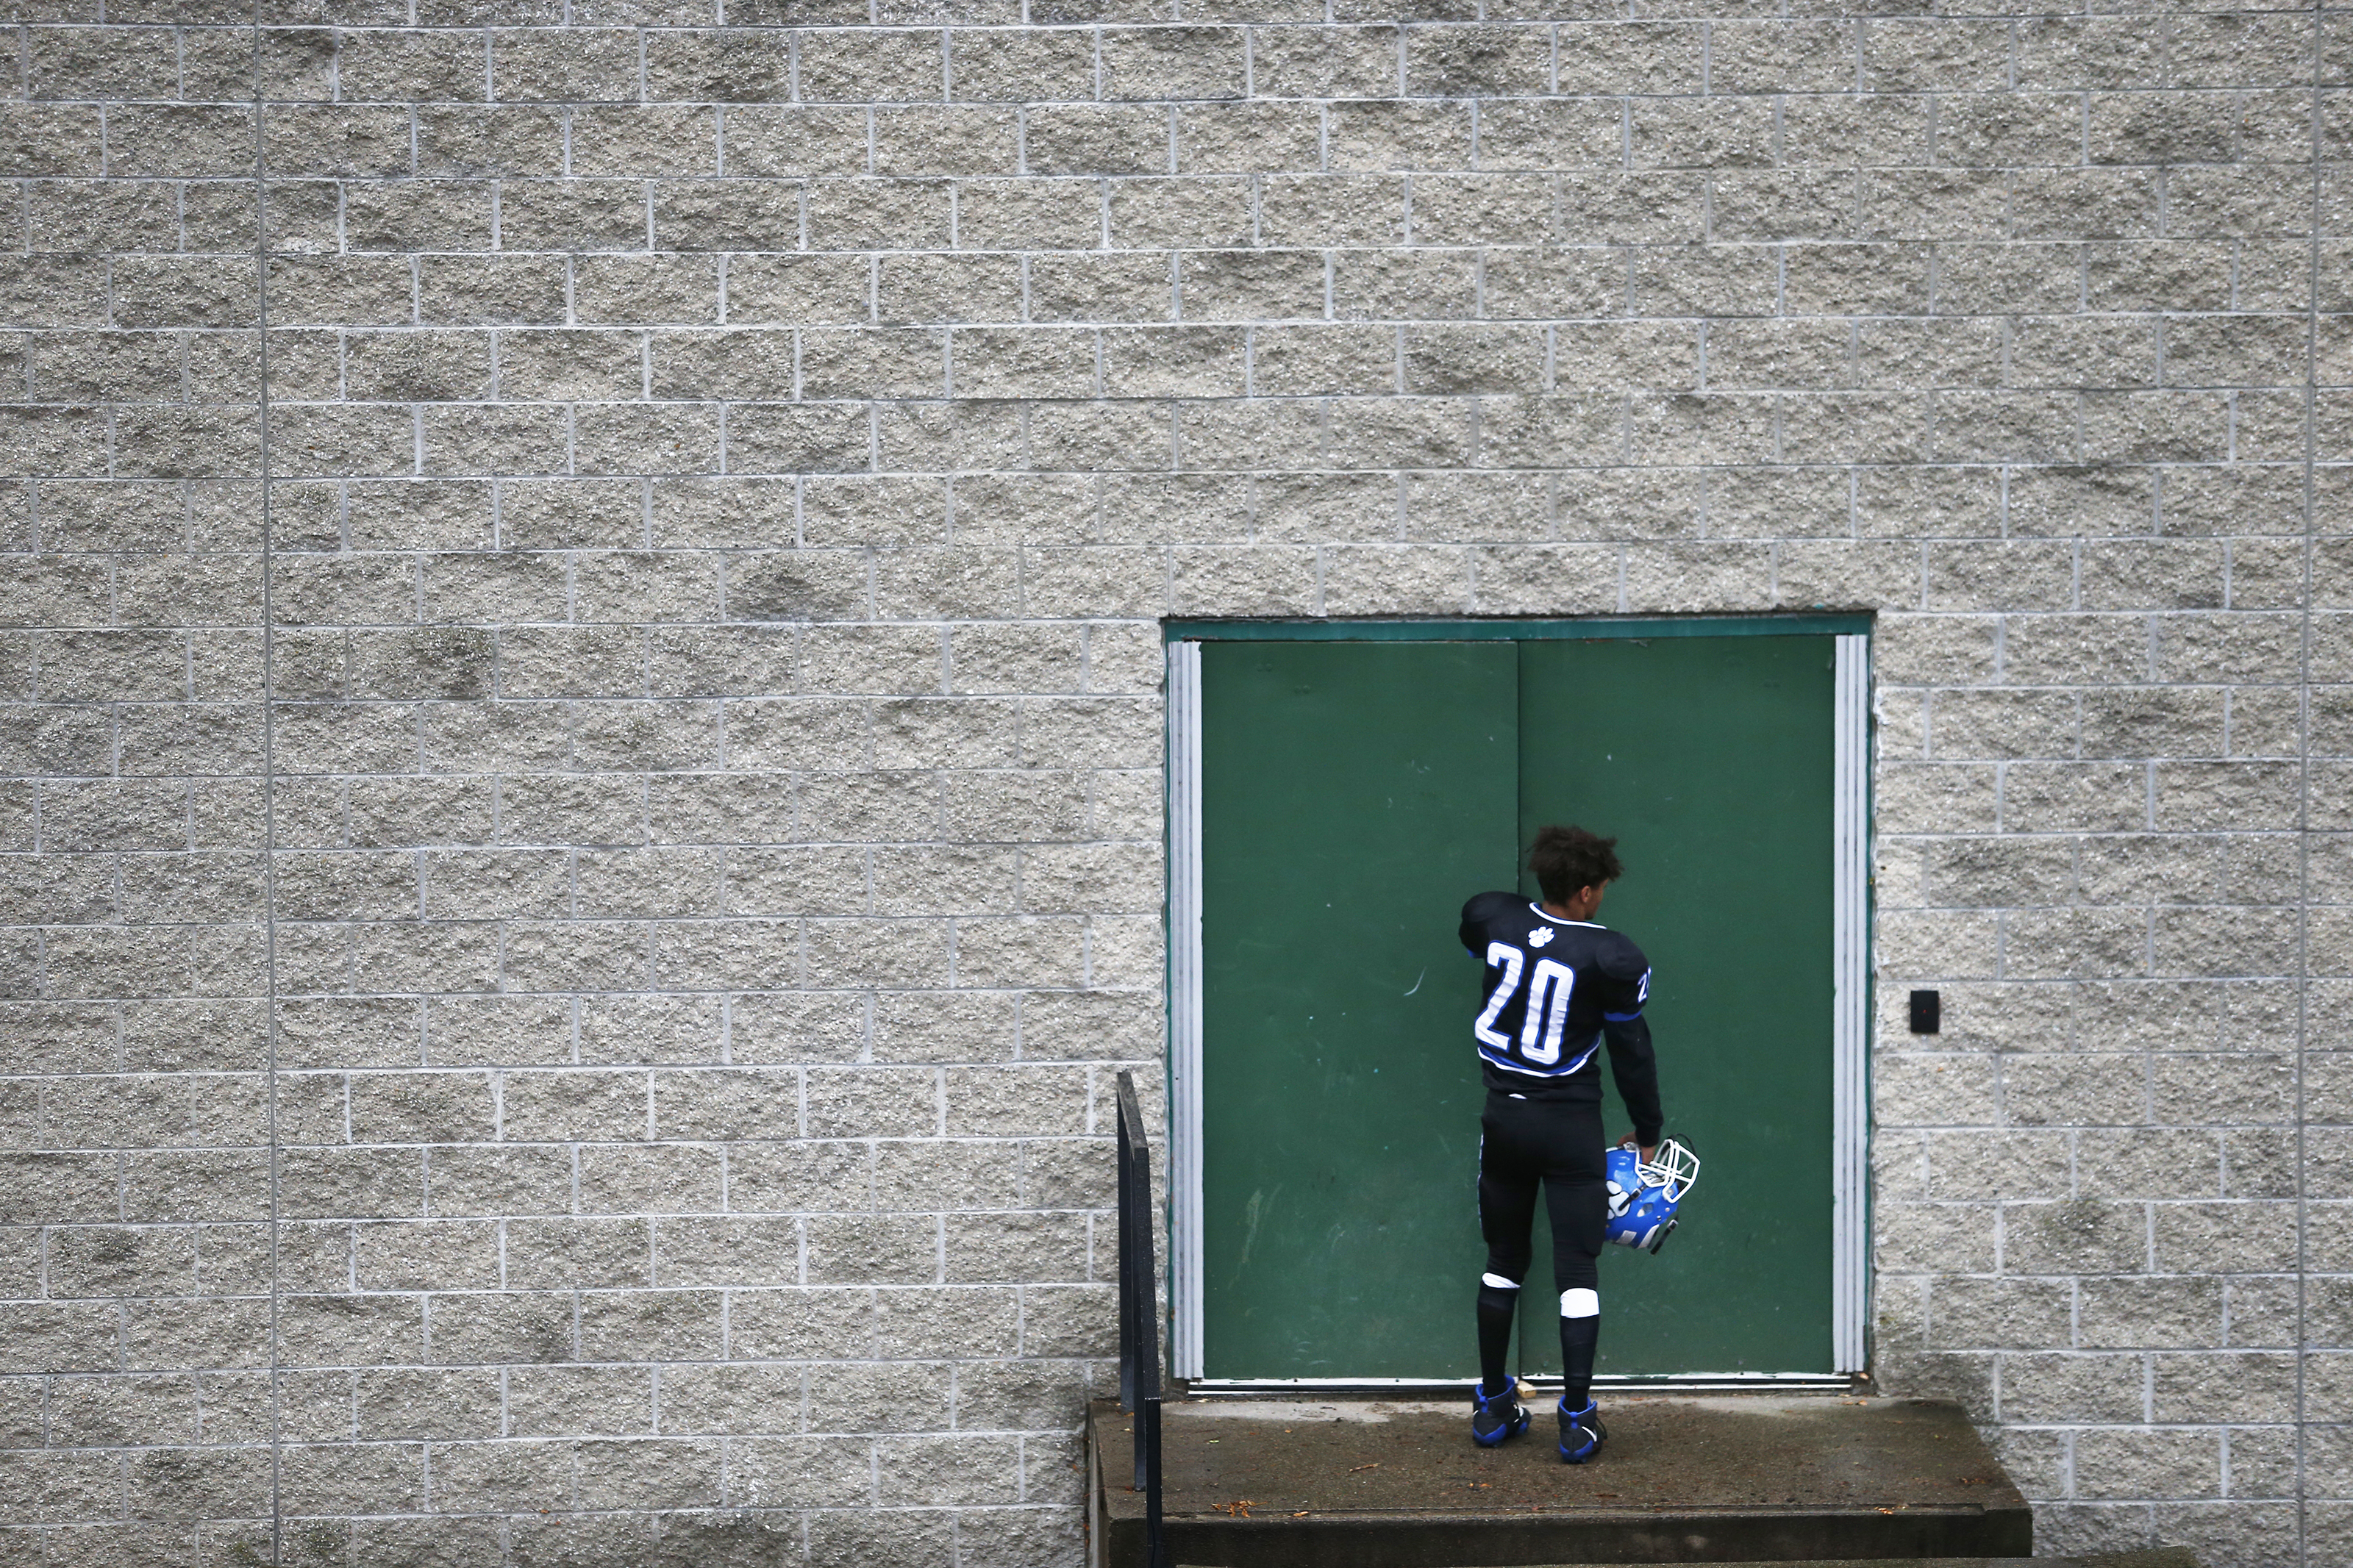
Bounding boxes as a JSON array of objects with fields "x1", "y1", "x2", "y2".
[{"x1": 1459, "y1": 824, "x2": 1662, "y2": 1464}]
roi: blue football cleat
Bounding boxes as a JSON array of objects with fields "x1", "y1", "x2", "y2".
[
  {"x1": 1470, "y1": 1381, "x2": 1529, "y2": 1447},
  {"x1": 1557, "y1": 1397, "x2": 1607, "y2": 1464}
]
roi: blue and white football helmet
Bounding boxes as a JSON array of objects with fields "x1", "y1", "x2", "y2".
[{"x1": 1604, "y1": 1137, "x2": 1701, "y2": 1253}]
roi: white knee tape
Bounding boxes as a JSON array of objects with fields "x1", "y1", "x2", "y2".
[
  {"x1": 1481, "y1": 1273, "x2": 1521, "y2": 1291},
  {"x1": 1561, "y1": 1288, "x2": 1599, "y2": 1319}
]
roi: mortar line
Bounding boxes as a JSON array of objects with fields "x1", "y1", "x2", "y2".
[
  {"x1": 2296, "y1": 11, "x2": 2321, "y2": 1564},
  {"x1": 249, "y1": 8, "x2": 285, "y2": 1561}
]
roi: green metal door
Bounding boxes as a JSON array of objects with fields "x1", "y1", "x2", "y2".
[
  {"x1": 1514, "y1": 636, "x2": 1837, "y2": 1376},
  {"x1": 1193, "y1": 628, "x2": 1845, "y2": 1381},
  {"x1": 1199, "y1": 641, "x2": 1517, "y2": 1378}
]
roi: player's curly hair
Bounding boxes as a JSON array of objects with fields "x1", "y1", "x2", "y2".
[{"x1": 1527, "y1": 824, "x2": 1622, "y2": 903}]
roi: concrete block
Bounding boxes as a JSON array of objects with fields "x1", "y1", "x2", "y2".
[
  {"x1": 2149, "y1": 1349, "x2": 2298, "y2": 1425},
  {"x1": 1024, "y1": 106, "x2": 1174, "y2": 179},
  {"x1": 1983, "y1": 1423, "x2": 2068, "y2": 1500},
  {"x1": 1025, "y1": 407, "x2": 1173, "y2": 483},
  {"x1": 728, "y1": 1435, "x2": 876, "y2": 1506},
  {"x1": 725, "y1": 1139, "x2": 874, "y2": 1213},
  {"x1": 2152, "y1": 1201, "x2": 2298, "y2": 1278},
  {"x1": 641, "y1": 29, "x2": 793, "y2": 101},
  {"x1": 565, "y1": 107, "x2": 720, "y2": 179},
  {"x1": 1257, "y1": 173, "x2": 1406, "y2": 248},
  {"x1": 877, "y1": 1284, "x2": 1021, "y2": 1358},
  {"x1": 2004, "y1": 1199, "x2": 2151, "y2": 1275},
  {"x1": 240, "y1": 1222, "x2": 331, "y2": 1299},
  {"x1": 124, "y1": 1149, "x2": 273, "y2": 1224},
  {"x1": 1877, "y1": 1051, "x2": 1999, "y2": 1126},
  {"x1": 804, "y1": 1067, "x2": 941, "y2": 1140},
  {"x1": 1011, "y1": 1283, "x2": 1112, "y2": 1358},
  {"x1": 423, "y1": 1437, "x2": 575, "y2": 1513},
  {"x1": 804, "y1": 1214, "x2": 935, "y2": 1286},
  {"x1": 1327, "y1": 100, "x2": 1468, "y2": 173},
  {"x1": 726, "y1": 1287, "x2": 876, "y2": 1360},
  {"x1": 942, "y1": 1065, "x2": 1090, "y2": 1138},
  {"x1": 650, "y1": 1214, "x2": 799, "y2": 1284},
  {"x1": 2142, "y1": 1500, "x2": 2300, "y2": 1567},
  {"x1": 120, "y1": 1296, "x2": 276, "y2": 1379},
  {"x1": 346, "y1": 1220, "x2": 496, "y2": 1295},
  {"x1": 1174, "y1": 102, "x2": 1320, "y2": 176},
  {"x1": 578, "y1": 1289, "x2": 723, "y2": 1364},
  {"x1": 2002, "y1": 1054, "x2": 2149, "y2": 1129},
  {"x1": 49, "y1": 1223, "x2": 199, "y2": 1298},
  {"x1": 349, "y1": 1517, "x2": 502, "y2": 1567},
  {"x1": 505, "y1": 1513, "x2": 668, "y2": 1568},
  {"x1": 954, "y1": 1356, "x2": 1090, "y2": 1430},
  {"x1": 507, "y1": 1366, "x2": 654, "y2": 1438},
  {"x1": 1918, "y1": 1128, "x2": 2067, "y2": 1204},
  {"x1": 795, "y1": 28, "x2": 942, "y2": 103},
  {"x1": 2222, "y1": 1276, "x2": 2302, "y2": 1349},
  {"x1": 415, "y1": 1144, "x2": 567, "y2": 1222},
  {"x1": 1998, "y1": 1352, "x2": 2149, "y2": 1423},
  {"x1": 658, "y1": 1362, "x2": 808, "y2": 1433},
  {"x1": 2077, "y1": 1275, "x2": 2225, "y2": 1350},
  {"x1": 1102, "y1": 326, "x2": 1246, "y2": 399},
  {"x1": 276, "y1": 1295, "x2": 426, "y2": 1370},
  {"x1": 421, "y1": 1288, "x2": 576, "y2": 1372},
  {"x1": 1927, "y1": 1276, "x2": 2072, "y2": 1350},
  {"x1": 1778, "y1": 387, "x2": 1924, "y2": 465},
  {"x1": 1012, "y1": 992, "x2": 1157, "y2": 1067},
  {"x1": 1628, "y1": 96, "x2": 1776, "y2": 173},
  {"x1": 118, "y1": 1444, "x2": 272, "y2": 1524},
  {"x1": 1538, "y1": 21, "x2": 1693, "y2": 93},
  {"x1": 1095, "y1": 26, "x2": 1242, "y2": 100},
  {"x1": 499, "y1": 1069, "x2": 649, "y2": 1143},
  {"x1": 2002, "y1": 906, "x2": 2154, "y2": 981},
  {"x1": 1461, "y1": 545, "x2": 1613, "y2": 617},
  {"x1": 875, "y1": 1433, "x2": 1021, "y2": 1504},
  {"x1": 1874, "y1": 1128, "x2": 1929, "y2": 1203},
  {"x1": 847, "y1": 987, "x2": 993, "y2": 1062},
  {"x1": 951, "y1": 30, "x2": 1094, "y2": 101},
  {"x1": 1903, "y1": 834, "x2": 2060, "y2": 911},
  {"x1": 1924, "y1": 689, "x2": 2074, "y2": 765},
  {"x1": 2074, "y1": 1428, "x2": 2221, "y2": 1501},
  {"x1": 1336, "y1": 251, "x2": 1459, "y2": 331},
  {"x1": 802, "y1": 1506, "x2": 957, "y2": 1567},
  {"x1": 46, "y1": 1372, "x2": 201, "y2": 1450},
  {"x1": 1999, "y1": 763, "x2": 2148, "y2": 836},
  {"x1": 944, "y1": 1210, "x2": 1090, "y2": 1284}
]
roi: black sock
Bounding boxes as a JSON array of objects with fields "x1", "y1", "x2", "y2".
[
  {"x1": 1560, "y1": 1311, "x2": 1599, "y2": 1412},
  {"x1": 1476, "y1": 1281, "x2": 1519, "y2": 1395}
]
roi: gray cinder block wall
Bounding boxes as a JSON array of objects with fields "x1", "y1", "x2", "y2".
[{"x1": 0, "y1": 0, "x2": 2346, "y2": 1562}]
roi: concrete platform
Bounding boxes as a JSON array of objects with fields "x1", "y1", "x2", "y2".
[
  {"x1": 1087, "y1": 1394, "x2": 2035, "y2": 1567},
  {"x1": 1161, "y1": 1559, "x2": 2199, "y2": 1568}
]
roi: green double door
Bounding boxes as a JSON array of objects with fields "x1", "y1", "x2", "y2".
[{"x1": 1196, "y1": 631, "x2": 1844, "y2": 1379}]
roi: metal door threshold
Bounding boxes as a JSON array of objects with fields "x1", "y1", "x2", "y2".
[{"x1": 1185, "y1": 1372, "x2": 1856, "y2": 1396}]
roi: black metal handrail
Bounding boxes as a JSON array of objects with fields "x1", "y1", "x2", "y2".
[{"x1": 1114, "y1": 1070, "x2": 1169, "y2": 1568}]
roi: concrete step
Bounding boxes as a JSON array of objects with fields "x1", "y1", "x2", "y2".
[
  {"x1": 1226, "y1": 1557, "x2": 2200, "y2": 1568},
  {"x1": 1088, "y1": 1393, "x2": 2037, "y2": 1568}
]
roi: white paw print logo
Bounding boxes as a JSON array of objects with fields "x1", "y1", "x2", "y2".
[{"x1": 1527, "y1": 927, "x2": 1554, "y2": 948}]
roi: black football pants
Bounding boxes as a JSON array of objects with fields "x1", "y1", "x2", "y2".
[
  {"x1": 1478, "y1": 1091, "x2": 1606, "y2": 1295},
  {"x1": 1475, "y1": 1090, "x2": 1606, "y2": 1408}
]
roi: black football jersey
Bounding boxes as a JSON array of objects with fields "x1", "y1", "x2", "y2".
[{"x1": 1458, "y1": 891, "x2": 1663, "y2": 1134}]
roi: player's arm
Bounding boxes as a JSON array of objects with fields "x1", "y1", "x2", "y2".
[
  {"x1": 1599, "y1": 939, "x2": 1663, "y2": 1150},
  {"x1": 1458, "y1": 891, "x2": 1509, "y2": 956}
]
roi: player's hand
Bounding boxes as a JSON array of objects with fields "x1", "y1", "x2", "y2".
[{"x1": 1618, "y1": 1134, "x2": 1656, "y2": 1162}]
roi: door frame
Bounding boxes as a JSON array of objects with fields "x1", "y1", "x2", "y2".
[{"x1": 1165, "y1": 616, "x2": 1874, "y2": 1386}]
